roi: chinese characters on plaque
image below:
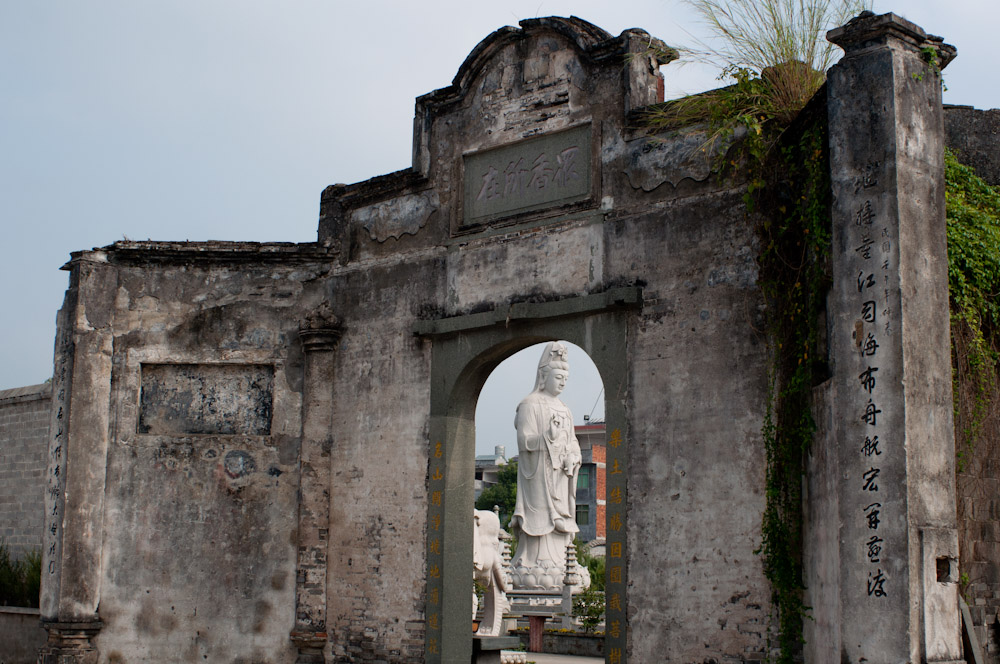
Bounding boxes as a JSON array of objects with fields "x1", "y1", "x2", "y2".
[{"x1": 463, "y1": 125, "x2": 591, "y2": 227}]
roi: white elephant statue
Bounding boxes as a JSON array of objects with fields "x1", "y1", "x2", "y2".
[{"x1": 473, "y1": 509, "x2": 509, "y2": 636}]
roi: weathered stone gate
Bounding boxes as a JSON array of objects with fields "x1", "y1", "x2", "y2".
[{"x1": 38, "y1": 12, "x2": 964, "y2": 664}]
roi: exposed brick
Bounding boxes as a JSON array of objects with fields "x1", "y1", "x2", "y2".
[{"x1": 0, "y1": 384, "x2": 49, "y2": 560}]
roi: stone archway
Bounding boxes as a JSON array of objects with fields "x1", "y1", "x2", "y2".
[{"x1": 416, "y1": 288, "x2": 637, "y2": 664}]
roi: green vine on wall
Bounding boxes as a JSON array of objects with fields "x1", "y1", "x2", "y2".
[
  {"x1": 642, "y1": 84, "x2": 831, "y2": 661},
  {"x1": 740, "y1": 128, "x2": 999, "y2": 662},
  {"x1": 638, "y1": 4, "x2": 866, "y2": 660},
  {"x1": 642, "y1": 7, "x2": 995, "y2": 655},
  {"x1": 945, "y1": 150, "x2": 1000, "y2": 469},
  {"x1": 752, "y1": 109, "x2": 832, "y2": 664}
]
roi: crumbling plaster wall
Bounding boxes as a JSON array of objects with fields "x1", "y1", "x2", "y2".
[
  {"x1": 323, "y1": 259, "x2": 442, "y2": 663},
  {"x1": 27, "y1": 15, "x2": 989, "y2": 660},
  {"x1": 317, "y1": 18, "x2": 772, "y2": 662},
  {"x1": 614, "y1": 192, "x2": 770, "y2": 660},
  {"x1": 48, "y1": 16, "x2": 806, "y2": 664},
  {"x1": 86, "y1": 248, "x2": 332, "y2": 662}
]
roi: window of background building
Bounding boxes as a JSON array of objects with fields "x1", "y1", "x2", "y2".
[
  {"x1": 576, "y1": 503, "x2": 589, "y2": 526},
  {"x1": 577, "y1": 467, "x2": 590, "y2": 489}
]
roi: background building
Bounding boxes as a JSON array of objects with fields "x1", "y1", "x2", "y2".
[
  {"x1": 473, "y1": 445, "x2": 508, "y2": 500},
  {"x1": 574, "y1": 422, "x2": 606, "y2": 545}
]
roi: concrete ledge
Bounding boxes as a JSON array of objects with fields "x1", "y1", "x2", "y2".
[
  {"x1": 513, "y1": 631, "x2": 605, "y2": 657},
  {"x1": 0, "y1": 382, "x2": 51, "y2": 404},
  {"x1": 414, "y1": 287, "x2": 642, "y2": 337},
  {"x1": 0, "y1": 606, "x2": 46, "y2": 664}
]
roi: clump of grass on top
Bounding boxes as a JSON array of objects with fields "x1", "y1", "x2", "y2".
[{"x1": 645, "y1": 0, "x2": 871, "y2": 149}]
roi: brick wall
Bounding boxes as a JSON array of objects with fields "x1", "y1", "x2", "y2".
[
  {"x1": 592, "y1": 442, "x2": 606, "y2": 540},
  {"x1": 945, "y1": 105, "x2": 1000, "y2": 662},
  {"x1": 959, "y1": 458, "x2": 1000, "y2": 661},
  {"x1": 0, "y1": 383, "x2": 50, "y2": 559},
  {"x1": 945, "y1": 105, "x2": 1000, "y2": 187}
]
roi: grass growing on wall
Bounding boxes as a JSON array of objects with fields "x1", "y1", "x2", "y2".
[
  {"x1": 644, "y1": 3, "x2": 997, "y2": 648},
  {"x1": 0, "y1": 543, "x2": 41, "y2": 608},
  {"x1": 644, "y1": 87, "x2": 832, "y2": 663},
  {"x1": 641, "y1": 1, "x2": 866, "y2": 659},
  {"x1": 754, "y1": 114, "x2": 831, "y2": 663}
]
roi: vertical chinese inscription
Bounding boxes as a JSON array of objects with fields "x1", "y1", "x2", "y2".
[
  {"x1": 837, "y1": 157, "x2": 904, "y2": 623},
  {"x1": 43, "y1": 325, "x2": 72, "y2": 597},
  {"x1": 425, "y1": 440, "x2": 445, "y2": 661},
  {"x1": 462, "y1": 124, "x2": 591, "y2": 228},
  {"x1": 605, "y1": 424, "x2": 627, "y2": 664}
]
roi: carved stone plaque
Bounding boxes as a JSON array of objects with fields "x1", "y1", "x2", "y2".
[
  {"x1": 463, "y1": 124, "x2": 591, "y2": 227},
  {"x1": 138, "y1": 363, "x2": 274, "y2": 435}
]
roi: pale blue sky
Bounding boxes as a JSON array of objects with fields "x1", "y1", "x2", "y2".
[{"x1": 1, "y1": 1, "x2": 995, "y2": 453}]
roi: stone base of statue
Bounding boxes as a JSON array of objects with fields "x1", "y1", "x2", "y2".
[
  {"x1": 507, "y1": 588, "x2": 563, "y2": 617},
  {"x1": 510, "y1": 559, "x2": 591, "y2": 592},
  {"x1": 510, "y1": 534, "x2": 591, "y2": 592},
  {"x1": 472, "y1": 636, "x2": 522, "y2": 664}
]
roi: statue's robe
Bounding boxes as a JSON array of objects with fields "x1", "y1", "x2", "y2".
[{"x1": 509, "y1": 392, "x2": 581, "y2": 583}]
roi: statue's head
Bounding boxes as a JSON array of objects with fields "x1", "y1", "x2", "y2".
[{"x1": 533, "y1": 341, "x2": 570, "y2": 396}]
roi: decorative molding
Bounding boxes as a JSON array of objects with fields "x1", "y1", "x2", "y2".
[{"x1": 299, "y1": 304, "x2": 343, "y2": 351}]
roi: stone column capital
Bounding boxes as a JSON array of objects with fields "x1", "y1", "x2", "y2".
[
  {"x1": 827, "y1": 11, "x2": 956, "y2": 67},
  {"x1": 299, "y1": 304, "x2": 343, "y2": 352}
]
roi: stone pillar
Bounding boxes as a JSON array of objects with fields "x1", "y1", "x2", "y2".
[
  {"x1": 826, "y1": 12, "x2": 961, "y2": 664},
  {"x1": 38, "y1": 255, "x2": 116, "y2": 663},
  {"x1": 290, "y1": 304, "x2": 342, "y2": 664},
  {"x1": 620, "y1": 29, "x2": 675, "y2": 114}
]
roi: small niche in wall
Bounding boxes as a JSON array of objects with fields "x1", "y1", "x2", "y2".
[
  {"x1": 138, "y1": 363, "x2": 274, "y2": 436},
  {"x1": 936, "y1": 556, "x2": 958, "y2": 584}
]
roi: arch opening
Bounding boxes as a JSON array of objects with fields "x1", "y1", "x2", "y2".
[
  {"x1": 421, "y1": 298, "x2": 633, "y2": 664},
  {"x1": 473, "y1": 341, "x2": 608, "y2": 649}
]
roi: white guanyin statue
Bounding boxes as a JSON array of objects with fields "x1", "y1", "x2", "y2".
[{"x1": 508, "y1": 341, "x2": 590, "y2": 591}]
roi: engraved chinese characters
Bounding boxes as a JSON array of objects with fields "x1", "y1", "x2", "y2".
[
  {"x1": 847, "y1": 162, "x2": 896, "y2": 600},
  {"x1": 509, "y1": 341, "x2": 590, "y2": 590},
  {"x1": 463, "y1": 125, "x2": 591, "y2": 227}
]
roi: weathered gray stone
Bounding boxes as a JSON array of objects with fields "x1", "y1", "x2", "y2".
[
  {"x1": 30, "y1": 11, "x2": 976, "y2": 664},
  {"x1": 623, "y1": 127, "x2": 743, "y2": 191},
  {"x1": 353, "y1": 191, "x2": 440, "y2": 242},
  {"x1": 815, "y1": 10, "x2": 961, "y2": 664},
  {"x1": 463, "y1": 125, "x2": 591, "y2": 228},
  {"x1": 0, "y1": 607, "x2": 46, "y2": 664},
  {"x1": 137, "y1": 363, "x2": 274, "y2": 435}
]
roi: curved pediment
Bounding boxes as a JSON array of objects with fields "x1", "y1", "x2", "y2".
[
  {"x1": 449, "y1": 17, "x2": 614, "y2": 100},
  {"x1": 417, "y1": 16, "x2": 666, "y2": 114},
  {"x1": 320, "y1": 16, "x2": 675, "y2": 249}
]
